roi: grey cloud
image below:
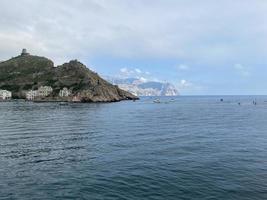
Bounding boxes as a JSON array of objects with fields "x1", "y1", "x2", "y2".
[{"x1": 0, "y1": 0, "x2": 267, "y2": 65}]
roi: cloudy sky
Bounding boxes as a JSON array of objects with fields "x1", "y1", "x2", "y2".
[{"x1": 1, "y1": 0, "x2": 267, "y2": 95}]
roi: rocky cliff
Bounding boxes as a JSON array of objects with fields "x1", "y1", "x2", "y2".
[
  {"x1": 107, "y1": 77, "x2": 179, "y2": 96},
  {"x1": 0, "y1": 53, "x2": 138, "y2": 102}
]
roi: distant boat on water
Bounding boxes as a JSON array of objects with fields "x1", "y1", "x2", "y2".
[
  {"x1": 153, "y1": 98, "x2": 177, "y2": 104},
  {"x1": 59, "y1": 102, "x2": 69, "y2": 106},
  {"x1": 153, "y1": 99, "x2": 161, "y2": 103}
]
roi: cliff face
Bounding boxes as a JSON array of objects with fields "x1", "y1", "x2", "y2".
[
  {"x1": 107, "y1": 77, "x2": 179, "y2": 96},
  {"x1": 0, "y1": 54, "x2": 138, "y2": 102}
]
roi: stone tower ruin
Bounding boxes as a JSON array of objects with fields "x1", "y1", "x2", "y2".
[{"x1": 21, "y1": 49, "x2": 29, "y2": 56}]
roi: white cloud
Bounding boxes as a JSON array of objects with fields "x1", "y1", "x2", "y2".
[
  {"x1": 177, "y1": 64, "x2": 189, "y2": 71},
  {"x1": 234, "y1": 63, "x2": 250, "y2": 77},
  {"x1": 135, "y1": 68, "x2": 142, "y2": 73},
  {"x1": 119, "y1": 67, "x2": 135, "y2": 77},
  {"x1": 119, "y1": 67, "x2": 151, "y2": 79},
  {"x1": 177, "y1": 79, "x2": 204, "y2": 94},
  {"x1": 120, "y1": 68, "x2": 128, "y2": 73},
  {"x1": 178, "y1": 79, "x2": 193, "y2": 89},
  {"x1": 139, "y1": 77, "x2": 148, "y2": 82}
]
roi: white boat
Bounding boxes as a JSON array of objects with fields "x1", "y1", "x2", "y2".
[{"x1": 153, "y1": 99, "x2": 161, "y2": 103}]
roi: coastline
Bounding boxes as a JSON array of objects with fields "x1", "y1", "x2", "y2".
[{"x1": 0, "y1": 97, "x2": 138, "y2": 103}]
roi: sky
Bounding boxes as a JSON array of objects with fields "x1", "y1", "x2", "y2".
[{"x1": 0, "y1": 0, "x2": 267, "y2": 95}]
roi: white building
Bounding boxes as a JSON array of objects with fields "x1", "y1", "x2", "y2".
[
  {"x1": 59, "y1": 87, "x2": 71, "y2": 97},
  {"x1": 26, "y1": 90, "x2": 38, "y2": 100},
  {"x1": 0, "y1": 90, "x2": 12, "y2": 100},
  {"x1": 38, "y1": 86, "x2": 53, "y2": 97},
  {"x1": 26, "y1": 86, "x2": 53, "y2": 101},
  {"x1": 72, "y1": 96, "x2": 81, "y2": 102}
]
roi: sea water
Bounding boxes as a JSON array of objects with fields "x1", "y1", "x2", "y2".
[{"x1": 0, "y1": 96, "x2": 267, "y2": 200}]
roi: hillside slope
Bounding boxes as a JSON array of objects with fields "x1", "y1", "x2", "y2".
[{"x1": 0, "y1": 53, "x2": 138, "y2": 102}]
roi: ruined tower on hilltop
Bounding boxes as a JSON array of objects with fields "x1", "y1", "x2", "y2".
[{"x1": 21, "y1": 49, "x2": 30, "y2": 56}]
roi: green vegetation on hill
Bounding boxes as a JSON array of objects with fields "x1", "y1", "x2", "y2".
[{"x1": 0, "y1": 54, "x2": 138, "y2": 102}]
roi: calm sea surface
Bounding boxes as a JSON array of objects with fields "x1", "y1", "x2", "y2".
[{"x1": 0, "y1": 96, "x2": 267, "y2": 200}]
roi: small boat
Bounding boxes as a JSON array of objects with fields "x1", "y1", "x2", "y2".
[
  {"x1": 59, "y1": 102, "x2": 69, "y2": 106},
  {"x1": 153, "y1": 99, "x2": 161, "y2": 103}
]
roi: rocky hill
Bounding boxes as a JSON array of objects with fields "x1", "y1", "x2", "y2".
[{"x1": 0, "y1": 51, "x2": 138, "y2": 102}]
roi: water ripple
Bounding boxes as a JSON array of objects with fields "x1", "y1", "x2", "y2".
[{"x1": 1, "y1": 96, "x2": 267, "y2": 199}]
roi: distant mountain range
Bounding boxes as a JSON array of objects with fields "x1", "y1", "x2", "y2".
[{"x1": 106, "y1": 77, "x2": 179, "y2": 96}]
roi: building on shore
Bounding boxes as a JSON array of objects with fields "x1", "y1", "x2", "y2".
[
  {"x1": 72, "y1": 96, "x2": 81, "y2": 102},
  {"x1": 59, "y1": 87, "x2": 71, "y2": 97},
  {"x1": 26, "y1": 90, "x2": 38, "y2": 101},
  {"x1": 38, "y1": 86, "x2": 53, "y2": 97},
  {"x1": 0, "y1": 90, "x2": 12, "y2": 100},
  {"x1": 26, "y1": 86, "x2": 53, "y2": 101}
]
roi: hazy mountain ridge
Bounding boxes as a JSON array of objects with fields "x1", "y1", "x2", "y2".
[{"x1": 107, "y1": 77, "x2": 179, "y2": 96}]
